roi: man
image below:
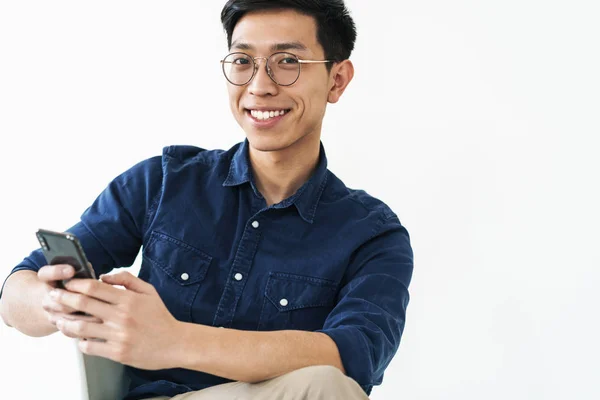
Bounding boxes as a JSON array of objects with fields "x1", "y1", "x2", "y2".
[{"x1": 0, "y1": 1, "x2": 413, "y2": 399}]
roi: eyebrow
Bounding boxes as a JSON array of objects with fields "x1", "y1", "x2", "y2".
[{"x1": 230, "y1": 40, "x2": 308, "y2": 52}]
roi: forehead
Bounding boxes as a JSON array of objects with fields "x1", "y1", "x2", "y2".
[{"x1": 230, "y1": 9, "x2": 322, "y2": 55}]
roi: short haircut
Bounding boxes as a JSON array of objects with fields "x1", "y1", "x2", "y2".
[{"x1": 221, "y1": 0, "x2": 357, "y2": 67}]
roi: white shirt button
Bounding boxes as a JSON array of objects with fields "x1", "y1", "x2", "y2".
[
  {"x1": 180, "y1": 273, "x2": 189, "y2": 281},
  {"x1": 252, "y1": 220, "x2": 260, "y2": 229},
  {"x1": 279, "y1": 298, "x2": 289, "y2": 307},
  {"x1": 234, "y1": 273, "x2": 243, "y2": 281}
]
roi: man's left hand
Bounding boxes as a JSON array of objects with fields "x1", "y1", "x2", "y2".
[{"x1": 51, "y1": 271, "x2": 181, "y2": 370}]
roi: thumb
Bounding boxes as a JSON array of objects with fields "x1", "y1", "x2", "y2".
[{"x1": 100, "y1": 271, "x2": 151, "y2": 294}]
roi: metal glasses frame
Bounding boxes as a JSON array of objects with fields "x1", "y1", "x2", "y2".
[{"x1": 220, "y1": 51, "x2": 334, "y2": 86}]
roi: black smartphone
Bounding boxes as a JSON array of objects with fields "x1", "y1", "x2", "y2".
[{"x1": 36, "y1": 228, "x2": 97, "y2": 290}]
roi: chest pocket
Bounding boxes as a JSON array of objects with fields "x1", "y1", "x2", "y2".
[
  {"x1": 141, "y1": 231, "x2": 212, "y2": 322},
  {"x1": 258, "y1": 272, "x2": 338, "y2": 331}
]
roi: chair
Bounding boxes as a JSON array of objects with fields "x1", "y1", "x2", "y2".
[{"x1": 75, "y1": 340, "x2": 130, "y2": 400}]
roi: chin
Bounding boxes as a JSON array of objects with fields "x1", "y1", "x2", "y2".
[{"x1": 245, "y1": 132, "x2": 291, "y2": 152}]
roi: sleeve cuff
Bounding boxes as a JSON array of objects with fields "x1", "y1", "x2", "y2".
[{"x1": 317, "y1": 327, "x2": 374, "y2": 395}]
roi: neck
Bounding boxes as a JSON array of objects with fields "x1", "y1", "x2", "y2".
[{"x1": 248, "y1": 134, "x2": 321, "y2": 207}]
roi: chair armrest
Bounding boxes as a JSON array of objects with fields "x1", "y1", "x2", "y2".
[{"x1": 75, "y1": 339, "x2": 130, "y2": 400}]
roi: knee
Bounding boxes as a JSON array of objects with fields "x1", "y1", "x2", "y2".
[
  {"x1": 302, "y1": 365, "x2": 345, "y2": 379},
  {"x1": 292, "y1": 365, "x2": 347, "y2": 390}
]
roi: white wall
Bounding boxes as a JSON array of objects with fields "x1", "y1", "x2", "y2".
[{"x1": 1, "y1": 1, "x2": 598, "y2": 399}]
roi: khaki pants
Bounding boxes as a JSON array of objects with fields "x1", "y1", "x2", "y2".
[{"x1": 143, "y1": 365, "x2": 369, "y2": 400}]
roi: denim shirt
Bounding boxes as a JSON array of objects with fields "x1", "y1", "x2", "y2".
[{"x1": 1, "y1": 140, "x2": 413, "y2": 399}]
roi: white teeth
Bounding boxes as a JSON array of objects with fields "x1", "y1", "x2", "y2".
[{"x1": 250, "y1": 109, "x2": 287, "y2": 120}]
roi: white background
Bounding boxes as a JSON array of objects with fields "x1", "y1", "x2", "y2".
[{"x1": 1, "y1": 1, "x2": 599, "y2": 399}]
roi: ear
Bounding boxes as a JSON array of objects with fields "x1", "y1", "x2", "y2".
[{"x1": 327, "y1": 59, "x2": 355, "y2": 104}]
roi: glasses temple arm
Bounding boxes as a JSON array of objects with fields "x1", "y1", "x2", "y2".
[{"x1": 297, "y1": 60, "x2": 335, "y2": 64}]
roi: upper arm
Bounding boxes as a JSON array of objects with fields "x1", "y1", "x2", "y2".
[
  {"x1": 1, "y1": 156, "x2": 164, "y2": 297},
  {"x1": 318, "y1": 215, "x2": 413, "y2": 392},
  {"x1": 68, "y1": 155, "x2": 164, "y2": 275}
]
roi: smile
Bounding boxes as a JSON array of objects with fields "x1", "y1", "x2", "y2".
[{"x1": 247, "y1": 109, "x2": 290, "y2": 121}]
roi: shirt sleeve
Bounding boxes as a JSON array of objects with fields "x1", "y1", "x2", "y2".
[
  {"x1": 0, "y1": 156, "x2": 164, "y2": 300},
  {"x1": 316, "y1": 214, "x2": 414, "y2": 394}
]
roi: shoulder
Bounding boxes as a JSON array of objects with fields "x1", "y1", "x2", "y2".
[
  {"x1": 109, "y1": 143, "x2": 240, "y2": 198},
  {"x1": 348, "y1": 188, "x2": 399, "y2": 222},
  {"x1": 159, "y1": 143, "x2": 240, "y2": 176},
  {"x1": 161, "y1": 143, "x2": 239, "y2": 166},
  {"x1": 320, "y1": 171, "x2": 413, "y2": 282},
  {"x1": 321, "y1": 171, "x2": 402, "y2": 227},
  {"x1": 114, "y1": 143, "x2": 240, "y2": 185}
]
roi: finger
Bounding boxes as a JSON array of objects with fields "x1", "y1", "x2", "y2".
[
  {"x1": 38, "y1": 264, "x2": 75, "y2": 283},
  {"x1": 77, "y1": 338, "x2": 117, "y2": 361},
  {"x1": 60, "y1": 312, "x2": 103, "y2": 324},
  {"x1": 42, "y1": 295, "x2": 78, "y2": 314},
  {"x1": 45, "y1": 311, "x2": 58, "y2": 326},
  {"x1": 56, "y1": 319, "x2": 111, "y2": 341},
  {"x1": 49, "y1": 289, "x2": 113, "y2": 320},
  {"x1": 63, "y1": 278, "x2": 124, "y2": 304},
  {"x1": 47, "y1": 311, "x2": 102, "y2": 325},
  {"x1": 56, "y1": 325, "x2": 80, "y2": 338},
  {"x1": 99, "y1": 272, "x2": 152, "y2": 294},
  {"x1": 50, "y1": 316, "x2": 80, "y2": 338}
]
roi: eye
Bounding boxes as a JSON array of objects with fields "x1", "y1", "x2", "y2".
[
  {"x1": 233, "y1": 57, "x2": 251, "y2": 65},
  {"x1": 279, "y1": 57, "x2": 299, "y2": 64}
]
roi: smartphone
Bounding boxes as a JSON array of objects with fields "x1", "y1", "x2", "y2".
[{"x1": 36, "y1": 228, "x2": 97, "y2": 289}]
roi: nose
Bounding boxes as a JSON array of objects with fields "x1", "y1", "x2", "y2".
[{"x1": 247, "y1": 57, "x2": 278, "y2": 96}]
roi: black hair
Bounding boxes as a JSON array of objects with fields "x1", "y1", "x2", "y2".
[{"x1": 221, "y1": 0, "x2": 357, "y2": 67}]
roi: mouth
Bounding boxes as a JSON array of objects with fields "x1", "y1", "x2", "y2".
[{"x1": 245, "y1": 108, "x2": 291, "y2": 127}]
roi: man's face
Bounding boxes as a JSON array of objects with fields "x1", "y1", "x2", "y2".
[{"x1": 226, "y1": 9, "x2": 332, "y2": 153}]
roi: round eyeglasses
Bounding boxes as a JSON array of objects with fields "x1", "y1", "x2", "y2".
[{"x1": 220, "y1": 52, "x2": 334, "y2": 86}]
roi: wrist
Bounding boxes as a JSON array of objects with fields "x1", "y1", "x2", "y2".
[
  {"x1": 168, "y1": 321, "x2": 212, "y2": 371},
  {"x1": 166, "y1": 320, "x2": 190, "y2": 369}
]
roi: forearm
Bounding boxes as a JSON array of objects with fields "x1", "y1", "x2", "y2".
[
  {"x1": 175, "y1": 323, "x2": 345, "y2": 383},
  {"x1": 0, "y1": 271, "x2": 57, "y2": 337}
]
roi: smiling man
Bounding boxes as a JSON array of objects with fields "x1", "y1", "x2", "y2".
[{"x1": 0, "y1": 1, "x2": 413, "y2": 399}]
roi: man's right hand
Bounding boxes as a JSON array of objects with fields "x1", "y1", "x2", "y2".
[{"x1": 38, "y1": 264, "x2": 101, "y2": 327}]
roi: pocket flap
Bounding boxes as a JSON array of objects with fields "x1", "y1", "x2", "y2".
[
  {"x1": 265, "y1": 272, "x2": 337, "y2": 312},
  {"x1": 144, "y1": 231, "x2": 212, "y2": 286}
]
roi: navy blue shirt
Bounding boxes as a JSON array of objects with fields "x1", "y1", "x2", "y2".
[{"x1": 1, "y1": 140, "x2": 413, "y2": 399}]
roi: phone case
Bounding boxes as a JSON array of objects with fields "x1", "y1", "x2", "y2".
[{"x1": 36, "y1": 228, "x2": 97, "y2": 289}]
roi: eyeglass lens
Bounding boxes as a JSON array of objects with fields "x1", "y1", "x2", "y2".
[{"x1": 222, "y1": 52, "x2": 300, "y2": 86}]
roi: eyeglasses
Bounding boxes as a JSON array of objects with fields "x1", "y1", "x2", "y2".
[{"x1": 220, "y1": 52, "x2": 334, "y2": 86}]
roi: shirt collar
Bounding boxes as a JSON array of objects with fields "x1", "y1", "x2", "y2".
[
  {"x1": 222, "y1": 140, "x2": 253, "y2": 187},
  {"x1": 223, "y1": 139, "x2": 329, "y2": 224}
]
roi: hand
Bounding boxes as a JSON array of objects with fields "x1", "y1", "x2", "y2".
[
  {"x1": 38, "y1": 264, "x2": 101, "y2": 328},
  {"x1": 51, "y1": 271, "x2": 182, "y2": 370}
]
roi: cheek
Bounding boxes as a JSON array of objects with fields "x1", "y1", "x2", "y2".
[
  {"x1": 300, "y1": 87, "x2": 329, "y2": 120},
  {"x1": 227, "y1": 88, "x2": 244, "y2": 116},
  {"x1": 294, "y1": 82, "x2": 327, "y2": 111}
]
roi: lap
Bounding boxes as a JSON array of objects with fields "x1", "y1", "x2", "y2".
[{"x1": 143, "y1": 365, "x2": 369, "y2": 400}]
